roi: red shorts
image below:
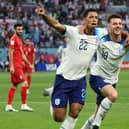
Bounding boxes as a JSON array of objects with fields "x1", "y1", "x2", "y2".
[
  {"x1": 11, "y1": 67, "x2": 26, "y2": 85},
  {"x1": 23, "y1": 65, "x2": 32, "y2": 73}
]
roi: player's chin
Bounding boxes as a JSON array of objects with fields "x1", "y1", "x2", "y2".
[
  {"x1": 17, "y1": 32, "x2": 22, "y2": 36},
  {"x1": 91, "y1": 24, "x2": 97, "y2": 28},
  {"x1": 115, "y1": 29, "x2": 122, "y2": 34}
]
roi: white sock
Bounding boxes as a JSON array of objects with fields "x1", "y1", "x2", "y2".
[
  {"x1": 92, "y1": 97, "x2": 112, "y2": 126},
  {"x1": 81, "y1": 114, "x2": 94, "y2": 129},
  {"x1": 50, "y1": 101, "x2": 53, "y2": 118},
  {"x1": 60, "y1": 116, "x2": 78, "y2": 129}
]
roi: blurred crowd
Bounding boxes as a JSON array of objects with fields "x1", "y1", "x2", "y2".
[
  {"x1": 0, "y1": 0, "x2": 129, "y2": 71},
  {"x1": 0, "y1": 0, "x2": 129, "y2": 48}
]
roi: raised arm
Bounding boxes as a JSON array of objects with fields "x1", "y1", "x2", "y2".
[{"x1": 35, "y1": 6, "x2": 66, "y2": 34}]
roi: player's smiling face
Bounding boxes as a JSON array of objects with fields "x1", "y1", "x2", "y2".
[
  {"x1": 15, "y1": 26, "x2": 23, "y2": 36},
  {"x1": 83, "y1": 12, "x2": 99, "y2": 29},
  {"x1": 108, "y1": 18, "x2": 123, "y2": 35}
]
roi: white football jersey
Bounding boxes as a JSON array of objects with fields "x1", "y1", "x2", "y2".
[
  {"x1": 56, "y1": 26, "x2": 107, "y2": 80},
  {"x1": 91, "y1": 34, "x2": 129, "y2": 84},
  {"x1": 57, "y1": 43, "x2": 66, "y2": 62}
]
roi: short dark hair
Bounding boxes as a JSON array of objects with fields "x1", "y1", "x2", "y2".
[
  {"x1": 107, "y1": 14, "x2": 122, "y2": 23},
  {"x1": 14, "y1": 23, "x2": 23, "y2": 29},
  {"x1": 83, "y1": 8, "x2": 98, "y2": 17}
]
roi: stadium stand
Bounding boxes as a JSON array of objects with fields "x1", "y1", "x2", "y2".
[{"x1": 0, "y1": 0, "x2": 129, "y2": 71}]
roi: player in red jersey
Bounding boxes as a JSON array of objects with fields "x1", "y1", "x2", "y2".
[
  {"x1": 23, "y1": 37, "x2": 35, "y2": 94},
  {"x1": 5, "y1": 23, "x2": 33, "y2": 112}
]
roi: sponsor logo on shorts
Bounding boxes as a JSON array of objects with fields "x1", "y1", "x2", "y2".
[{"x1": 55, "y1": 98, "x2": 60, "y2": 105}]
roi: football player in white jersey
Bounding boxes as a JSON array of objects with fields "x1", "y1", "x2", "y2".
[
  {"x1": 81, "y1": 14, "x2": 129, "y2": 129},
  {"x1": 35, "y1": 6, "x2": 105, "y2": 129}
]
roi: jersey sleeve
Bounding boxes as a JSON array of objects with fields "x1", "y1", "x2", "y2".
[
  {"x1": 95, "y1": 28, "x2": 108, "y2": 38},
  {"x1": 8, "y1": 37, "x2": 16, "y2": 49},
  {"x1": 95, "y1": 28, "x2": 108, "y2": 45},
  {"x1": 64, "y1": 25, "x2": 79, "y2": 38}
]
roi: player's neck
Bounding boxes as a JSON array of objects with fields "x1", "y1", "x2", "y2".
[
  {"x1": 84, "y1": 28, "x2": 93, "y2": 35},
  {"x1": 109, "y1": 33, "x2": 121, "y2": 43}
]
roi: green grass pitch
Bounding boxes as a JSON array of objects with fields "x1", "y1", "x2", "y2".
[{"x1": 0, "y1": 71, "x2": 129, "y2": 129}]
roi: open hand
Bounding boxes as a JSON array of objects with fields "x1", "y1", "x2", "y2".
[{"x1": 10, "y1": 66, "x2": 14, "y2": 74}]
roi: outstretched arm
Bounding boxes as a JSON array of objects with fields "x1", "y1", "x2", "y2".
[{"x1": 35, "y1": 6, "x2": 66, "y2": 34}]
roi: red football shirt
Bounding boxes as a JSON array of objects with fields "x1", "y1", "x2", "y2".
[
  {"x1": 23, "y1": 44, "x2": 35, "y2": 64},
  {"x1": 8, "y1": 35, "x2": 23, "y2": 68}
]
